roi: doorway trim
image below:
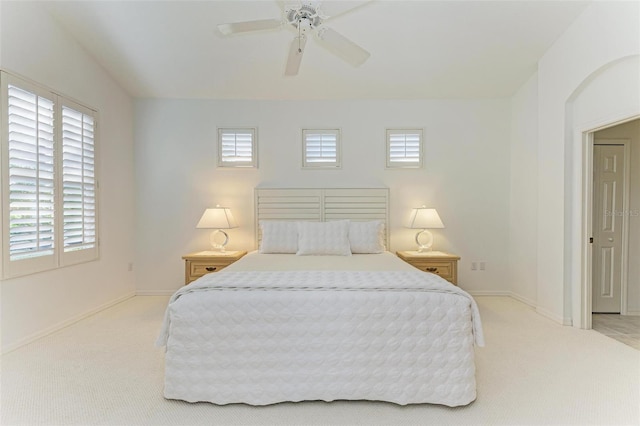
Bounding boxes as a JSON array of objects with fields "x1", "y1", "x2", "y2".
[{"x1": 581, "y1": 117, "x2": 637, "y2": 329}]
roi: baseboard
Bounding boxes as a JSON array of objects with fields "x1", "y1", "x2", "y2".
[
  {"x1": 1, "y1": 291, "x2": 136, "y2": 355},
  {"x1": 624, "y1": 311, "x2": 640, "y2": 316},
  {"x1": 470, "y1": 291, "x2": 571, "y2": 324},
  {"x1": 136, "y1": 290, "x2": 176, "y2": 296},
  {"x1": 536, "y1": 305, "x2": 573, "y2": 326},
  {"x1": 508, "y1": 292, "x2": 537, "y2": 309},
  {"x1": 467, "y1": 291, "x2": 511, "y2": 297}
]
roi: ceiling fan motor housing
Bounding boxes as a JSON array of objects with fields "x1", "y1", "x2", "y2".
[{"x1": 286, "y1": 4, "x2": 322, "y2": 32}]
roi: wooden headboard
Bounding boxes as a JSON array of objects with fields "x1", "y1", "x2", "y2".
[{"x1": 254, "y1": 188, "x2": 390, "y2": 249}]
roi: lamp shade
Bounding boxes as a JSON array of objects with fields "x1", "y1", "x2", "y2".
[
  {"x1": 408, "y1": 207, "x2": 445, "y2": 229},
  {"x1": 196, "y1": 207, "x2": 238, "y2": 229}
]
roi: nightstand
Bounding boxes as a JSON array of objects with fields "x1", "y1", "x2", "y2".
[
  {"x1": 396, "y1": 250, "x2": 460, "y2": 285},
  {"x1": 182, "y1": 250, "x2": 247, "y2": 285}
]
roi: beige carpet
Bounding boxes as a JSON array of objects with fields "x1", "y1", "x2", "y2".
[{"x1": 1, "y1": 296, "x2": 638, "y2": 426}]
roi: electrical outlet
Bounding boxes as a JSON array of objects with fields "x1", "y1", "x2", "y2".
[
  {"x1": 479, "y1": 262, "x2": 486, "y2": 271},
  {"x1": 471, "y1": 262, "x2": 477, "y2": 271}
]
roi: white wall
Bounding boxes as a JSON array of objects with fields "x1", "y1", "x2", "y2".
[
  {"x1": 509, "y1": 73, "x2": 539, "y2": 307},
  {"x1": 594, "y1": 119, "x2": 640, "y2": 314},
  {"x1": 134, "y1": 99, "x2": 511, "y2": 295},
  {"x1": 0, "y1": 2, "x2": 136, "y2": 352},
  {"x1": 528, "y1": 1, "x2": 639, "y2": 324}
]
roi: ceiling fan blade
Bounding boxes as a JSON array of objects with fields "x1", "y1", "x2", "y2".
[
  {"x1": 316, "y1": 26, "x2": 370, "y2": 67},
  {"x1": 318, "y1": 1, "x2": 371, "y2": 20},
  {"x1": 285, "y1": 36, "x2": 307, "y2": 76},
  {"x1": 218, "y1": 19, "x2": 282, "y2": 36}
]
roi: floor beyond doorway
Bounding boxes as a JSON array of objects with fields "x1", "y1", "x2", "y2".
[{"x1": 592, "y1": 314, "x2": 640, "y2": 349}]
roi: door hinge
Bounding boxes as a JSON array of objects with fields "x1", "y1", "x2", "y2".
[{"x1": 589, "y1": 237, "x2": 594, "y2": 243}]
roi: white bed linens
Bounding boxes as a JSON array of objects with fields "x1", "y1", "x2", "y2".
[{"x1": 157, "y1": 252, "x2": 484, "y2": 407}]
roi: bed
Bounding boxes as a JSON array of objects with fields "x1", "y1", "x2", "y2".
[{"x1": 156, "y1": 188, "x2": 484, "y2": 407}]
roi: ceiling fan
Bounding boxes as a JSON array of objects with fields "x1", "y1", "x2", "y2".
[{"x1": 217, "y1": 1, "x2": 371, "y2": 76}]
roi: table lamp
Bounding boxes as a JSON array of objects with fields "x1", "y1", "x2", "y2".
[
  {"x1": 196, "y1": 205, "x2": 238, "y2": 252},
  {"x1": 408, "y1": 206, "x2": 444, "y2": 252}
]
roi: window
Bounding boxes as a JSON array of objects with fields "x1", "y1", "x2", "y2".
[
  {"x1": 217, "y1": 128, "x2": 257, "y2": 168},
  {"x1": 1, "y1": 72, "x2": 98, "y2": 278},
  {"x1": 302, "y1": 129, "x2": 341, "y2": 169},
  {"x1": 386, "y1": 129, "x2": 423, "y2": 168}
]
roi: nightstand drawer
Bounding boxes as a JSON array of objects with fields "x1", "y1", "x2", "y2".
[
  {"x1": 182, "y1": 251, "x2": 247, "y2": 285},
  {"x1": 190, "y1": 261, "x2": 231, "y2": 278},
  {"x1": 410, "y1": 261, "x2": 454, "y2": 280},
  {"x1": 396, "y1": 251, "x2": 460, "y2": 285}
]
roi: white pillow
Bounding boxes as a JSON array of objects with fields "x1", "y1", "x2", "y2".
[
  {"x1": 259, "y1": 221, "x2": 298, "y2": 254},
  {"x1": 349, "y1": 220, "x2": 386, "y2": 254},
  {"x1": 296, "y1": 220, "x2": 352, "y2": 256}
]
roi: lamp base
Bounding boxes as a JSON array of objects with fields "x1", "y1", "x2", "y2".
[
  {"x1": 209, "y1": 229, "x2": 229, "y2": 252},
  {"x1": 415, "y1": 229, "x2": 434, "y2": 252}
]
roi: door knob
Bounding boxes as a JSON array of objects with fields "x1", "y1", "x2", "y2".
[{"x1": 608, "y1": 238, "x2": 614, "y2": 242}]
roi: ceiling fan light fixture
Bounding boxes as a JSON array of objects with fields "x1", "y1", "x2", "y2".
[{"x1": 298, "y1": 18, "x2": 312, "y2": 32}]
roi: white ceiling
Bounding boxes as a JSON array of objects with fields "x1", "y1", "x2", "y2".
[{"x1": 44, "y1": 0, "x2": 590, "y2": 100}]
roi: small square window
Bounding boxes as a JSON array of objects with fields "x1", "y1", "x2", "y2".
[
  {"x1": 217, "y1": 128, "x2": 257, "y2": 168},
  {"x1": 302, "y1": 129, "x2": 341, "y2": 169},
  {"x1": 386, "y1": 129, "x2": 423, "y2": 169}
]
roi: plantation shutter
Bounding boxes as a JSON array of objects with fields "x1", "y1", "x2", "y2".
[
  {"x1": 302, "y1": 129, "x2": 341, "y2": 168},
  {"x1": 6, "y1": 84, "x2": 56, "y2": 261},
  {"x1": 217, "y1": 128, "x2": 257, "y2": 167},
  {"x1": 386, "y1": 129, "x2": 423, "y2": 168},
  {"x1": 61, "y1": 103, "x2": 97, "y2": 255},
  {"x1": 2, "y1": 72, "x2": 100, "y2": 278}
]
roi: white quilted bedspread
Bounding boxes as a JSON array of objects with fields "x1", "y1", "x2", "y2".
[{"x1": 157, "y1": 270, "x2": 484, "y2": 406}]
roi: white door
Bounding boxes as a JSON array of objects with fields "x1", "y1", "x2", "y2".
[{"x1": 592, "y1": 144, "x2": 625, "y2": 313}]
